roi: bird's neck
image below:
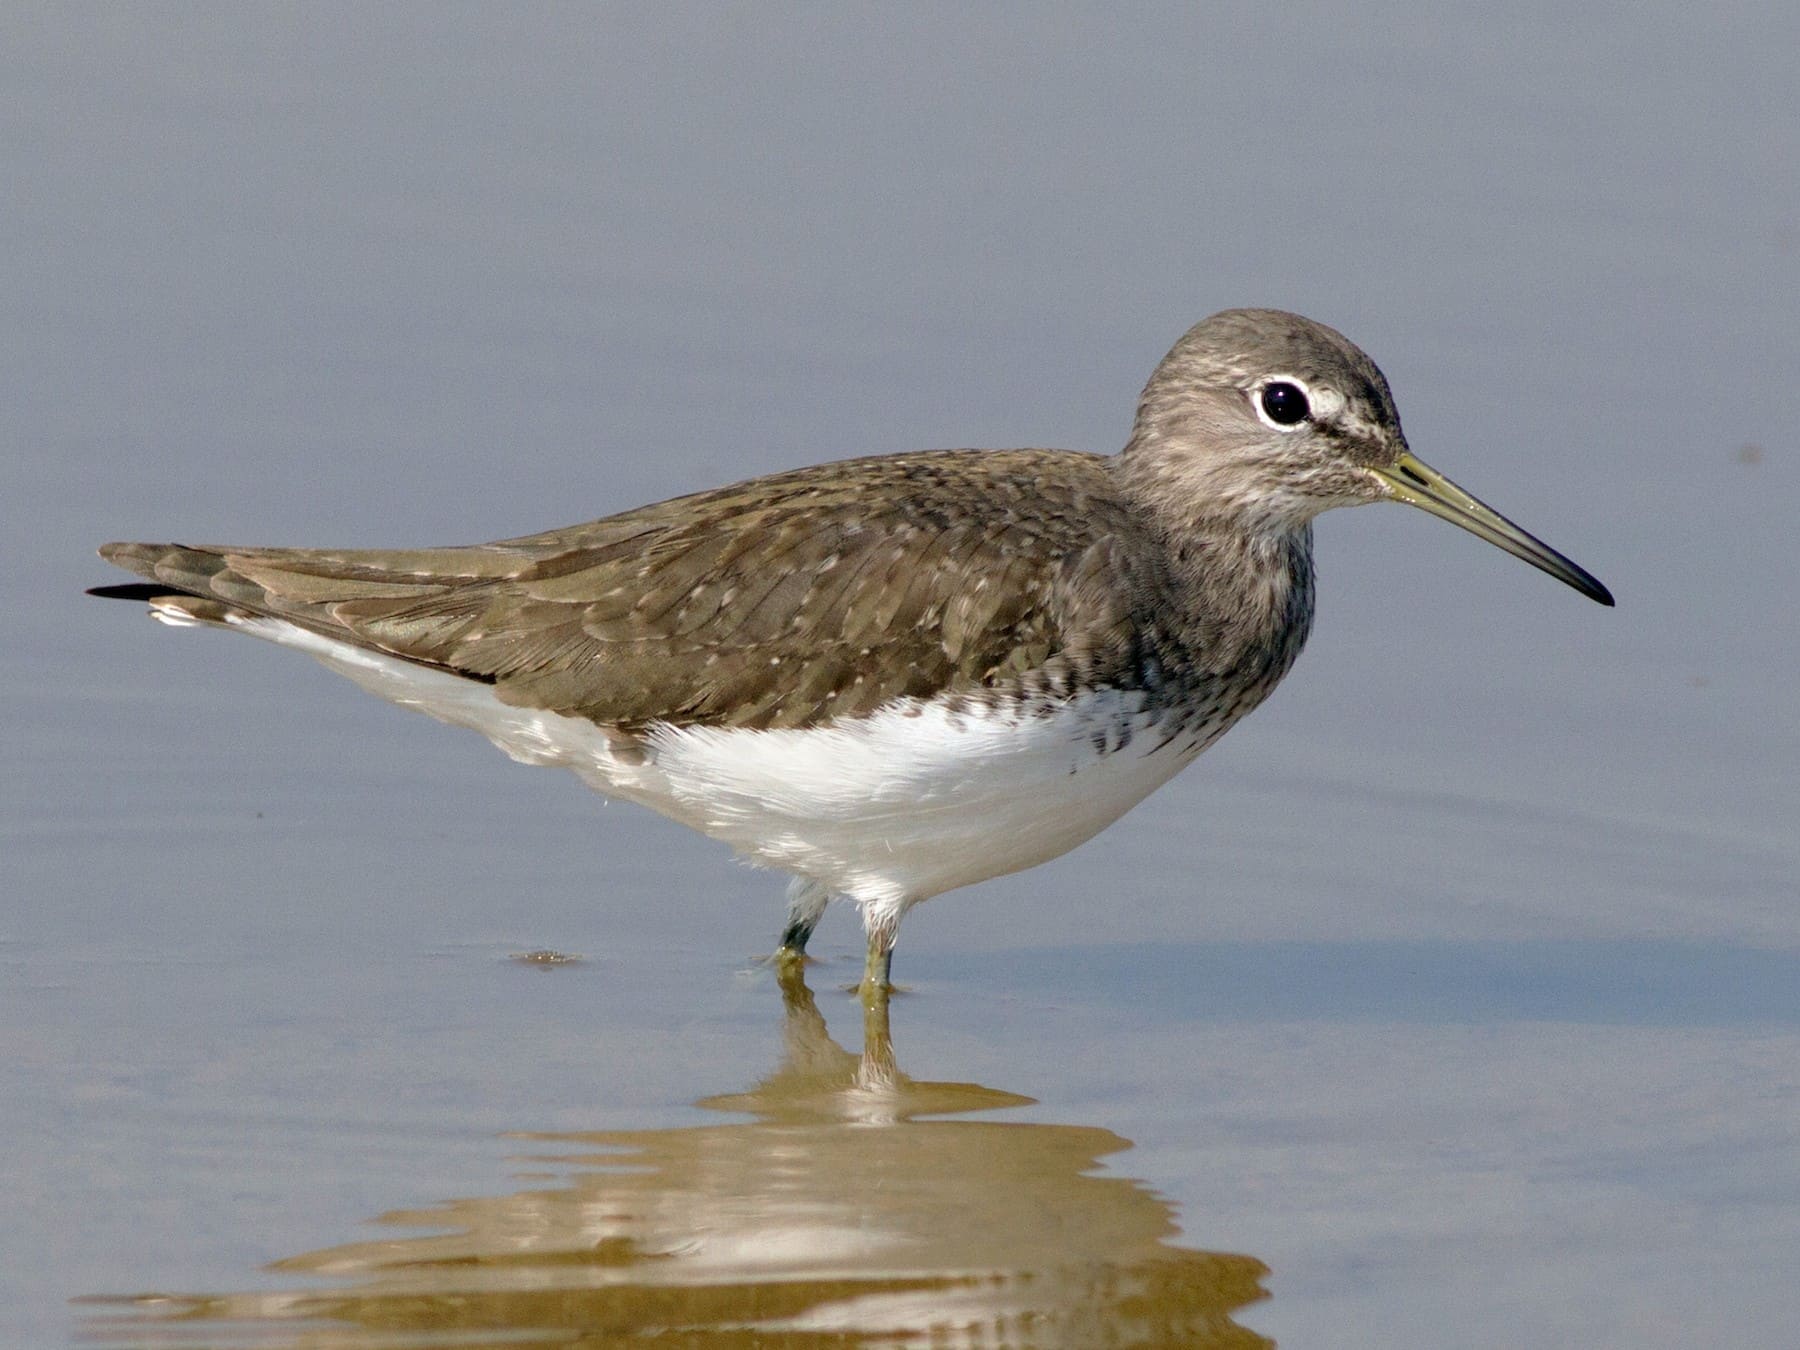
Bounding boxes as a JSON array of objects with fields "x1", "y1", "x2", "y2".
[
  {"x1": 1109, "y1": 451, "x2": 1317, "y2": 680},
  {"x1": 1182, "y1": 523, "x2": 1316, "y2": 680}
]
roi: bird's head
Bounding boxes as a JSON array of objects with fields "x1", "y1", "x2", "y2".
[{"x1": 1123, "y1": 308, "x2": 1613, "y2": 605}]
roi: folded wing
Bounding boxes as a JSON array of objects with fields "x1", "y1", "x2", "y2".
[{"x1": 96, "y1": 450, "x2": 1139, "y2": 731}]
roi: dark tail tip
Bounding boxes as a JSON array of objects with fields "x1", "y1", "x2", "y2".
[{"x1": 87, "y1": 582, "x2": 180, "y2": 602}]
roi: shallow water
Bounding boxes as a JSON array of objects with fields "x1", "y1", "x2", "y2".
[
  {"x1": 72, "y1": 973, "x2": 1273, "y2": 1348},
  {"x1": 7, "y1": 4, "x2": 1800, "y2": 1346}
]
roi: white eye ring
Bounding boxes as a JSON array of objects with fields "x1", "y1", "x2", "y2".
[{"x1": 1252, "y1": 376, "x2": 1315, "y2": 431}]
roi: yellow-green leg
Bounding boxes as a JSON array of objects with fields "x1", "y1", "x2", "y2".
[{"x1": 858, "y1": 926, "x2": 895, "y2": 1006}]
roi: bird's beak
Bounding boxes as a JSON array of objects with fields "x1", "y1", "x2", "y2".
[{"x1": 1371, "y1": 451, "x2": 1614, "y2": 606}]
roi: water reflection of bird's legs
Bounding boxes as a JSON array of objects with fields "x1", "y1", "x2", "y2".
[
  {"x1": 774, "y1": 948, "x2": 820, "y2": 1012},
  {"x1": 856, "y1": 989, "x2": 896, "y2": 1089},
  {"x1": 772, "y1": 941, "x2": 896, "y2": 1088}
]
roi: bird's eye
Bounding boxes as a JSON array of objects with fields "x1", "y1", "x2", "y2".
[{"x1": 1258, "y1": 381, "x2": 1311, "y2": 426}]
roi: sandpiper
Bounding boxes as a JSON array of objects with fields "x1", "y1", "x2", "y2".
[{"x1": 92, "y1": 309, "x2": 1612, "y2": 1000}]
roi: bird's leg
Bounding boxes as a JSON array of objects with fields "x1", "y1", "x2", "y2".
[
  {"x1": 776, "y1": 878, "x2": 830, "y2": 971},
  {"x1": 858, "y1": 914, "x2": 897, "y2": 1007}
]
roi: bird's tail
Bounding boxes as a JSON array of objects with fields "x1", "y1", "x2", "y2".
[{"x1": 89, "y1": 542, "x2": 254, "y2": 627}]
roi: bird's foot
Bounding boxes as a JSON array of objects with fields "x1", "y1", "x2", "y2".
[{"x1": 854, "y1": 938, "x2": 896, "y2": 1007}]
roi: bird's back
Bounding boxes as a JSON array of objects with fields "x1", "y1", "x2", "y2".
[{"x1": 98, "y1": 448, "x2": 1204, "y2": 735}]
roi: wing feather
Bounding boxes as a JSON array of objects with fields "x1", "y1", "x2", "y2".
[{"x1": 96, "y1": 449, "x2": 1149, "y2": 730}]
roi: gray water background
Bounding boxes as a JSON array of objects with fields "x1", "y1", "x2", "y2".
[{"x1": 4, "y1": 5, "x2": 1798, "y2": 1346}]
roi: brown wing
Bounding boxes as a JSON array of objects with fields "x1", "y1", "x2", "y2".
[{"x1": 96, "y1": 449, "x2": 1150, "y2": 731}]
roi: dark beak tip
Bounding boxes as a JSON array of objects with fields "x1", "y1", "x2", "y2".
[{"x1": 1575, "y1": 572, "x2": 1615, "y2": 607}]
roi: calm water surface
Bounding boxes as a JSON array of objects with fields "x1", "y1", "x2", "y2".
[
  {"x1": 75, "y1": 971, "x2": 1274, "y2": 1347},
  {"x1": 6, "y1": 5, "x2": 1799, "y2": 1346}
]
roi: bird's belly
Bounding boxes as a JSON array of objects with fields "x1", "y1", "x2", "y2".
[
  {"x1": 640, "y1": 693, "x2": 1206, "y2": 904},
  {"x1": 215, "y1": 615, "x2": 1211, "y2": 903}
]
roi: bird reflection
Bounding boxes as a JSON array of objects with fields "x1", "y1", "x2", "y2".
[{"x1": 82, "y1": 967, "x2": 1270, "y2": 1348}]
